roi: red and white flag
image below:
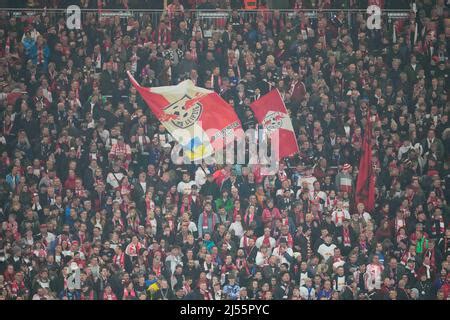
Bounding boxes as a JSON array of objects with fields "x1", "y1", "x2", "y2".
[
  {"x1": 127, "y1": 72, "x2": 242, "y2": 161},
  {"x1": 250, "y1": 89, "x2": 299, "y2": 160}
]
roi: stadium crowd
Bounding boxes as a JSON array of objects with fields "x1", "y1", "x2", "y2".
[{"x1": 0, "y1": 0, "x2": 449, "y2": 300}]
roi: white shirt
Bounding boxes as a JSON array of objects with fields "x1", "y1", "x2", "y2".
[
  {"x1": 365, "y1": 263, "x2": 384, "y2": 291},
  {"x1": 360, "y1": 211, "x2": 372, "y2": 223},
  {"x1": 195, "y1": 166, "x2": 210, "y2": 186},
  {"x1": 177, "y1": 180, "x2": 195, "y2": 195},
  {"x1": 334, "y1": 275, "x2": 346, "y2": 292},
  {"x1": 272, "y1": 246, "x2": 294, "y2": 267},
  {"x1": 300, "y1": 286, "x2": 316, "y2": 300},
  {"x1": 299, "y1": 272, "x2": 309, "y2": 286},
  {"x1": 308, "y1": 190, "x2": 327, "y2": 213},
  {"x1": 255, "y1": 251, "x2": 270, "y2": 267},
  {"x1": 331, "y1": 209, "x2": 350, "y2": 227},
  {"x1": 255, "y1": 236, "x2": 276, "y2": 251},
  {"x1": 178, "y1": 221, "x2": 198, "y2": 234},
  {"x1": 398, "y1": 144, "x2": 413, "y2": 160},
  {"x1": 298, "y1": 175, "x2": 317, "y2": 193},
  {"x1": 317, "y1": 243, "x2": 337, "y2": 262},
  {"x1": 229, "y1": 221, "x2": 244, "y2": 238},
  {"x1": 43, "y1": 232, "x2": 56, "y2": 245},
  {"x1": 107, "y1": 172, "x2": 124, "y2": 189},
  {"x1": 148, "y1": 218, "x2": 157, "y2": 236}
]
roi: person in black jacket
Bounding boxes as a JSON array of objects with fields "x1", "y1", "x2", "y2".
[
  {"x1": 100, "y1": 63, "x2": 116, "y2": 96},
  {"x1": 335, "y1": 219, "x2": 357, "y2": 256},
  {"x1": 184, "y1": 282, "x2": 212, "y2": 300},
  {"x1": 153, "y1": 278, "x2": 174, "y2": 300},
  {"x1": 273, "y1": 272, "x2": 293, "y2": 300},
  {"x1": 200, "y1": 174, "x2": 220, "y2": 199},
  {"x1": 415, "y1": 272, "x2": 433, "y2": 300}
]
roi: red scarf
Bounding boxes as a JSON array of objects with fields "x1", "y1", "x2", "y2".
[
  {"x1": 343, "y1": 228, "x2": 351, "y2": 246},
  {"x1": 137, "y1": 134, "x2": 148, "y2": 152},
  {"x1": 244, "y1": 212, "x2": 254, "y2": 225},
  {"x1": 80, "y1": 290, "x2": 94, "y2": 300},
  {"x1": 145, "y1": 195, "x2": 155, "y2": 213},
  {"x1": 191, "y1": 48, "x2": 197, "y2": 62},
  {"x1": 78, "y1": 231, "x2": 85, "y2": 246},
  {"x1": 153, "y1": 263, "x2": 162, "y2": 277},
  {"x1": 401, "y1": 251, "x2": 414, "y2": 265},
  {"x1": 242, "y1": 235, "x2": 250, "y2": 248},
  {"x1": 158, "y1": 27, "x2": 170, "y2": 47},
  {"x1": 112, "y1": 216, "x2": 124, "y2": 229},
  {"x1": 37, "y1": 45, "x2": 44, "y2": 65},
  {"x1": 202, "y1": 211, "x2": 215, "y2": 229},
  {"x1": 236, "y1": 257, "x2": 250, "y2": 274},
  {"x1": 395, "y1": 217, "x2": 406, "y2": 233},
  {"x1": 360, "y1": 239, "x2": 367, "y2": 252},
  {"x1": 180, "y1": 204, "x2": 191, "y2": 215},
  {"x1": 233, "y1": 208, "x2": 241, "y2": 222},
  {"x1": 127, "y1": 243, "x2": 142, "y2": 256},
  {"x1": 201, "y1": 289, "x2": 212, "y2": 300},
  {"x1": 263, "y1": 235, "x2": 271, "y2": 246},
  {"x1": 168, "y1": 217, "x2": 174, "y2": 232},
  {"x1": 124, "y1": 288, "x2": 136, "y2": 299},
  {"x1": 431, "y1": 217, "x2": 445, "y2": 236},
  {"x1": 334, "y1": 210, "x2": 345, "y2": 224},
  {"x1": 5, "y1": 36, "x2": 10, "y2": 55},
  {"x1": 103, "y1": 292, "x2": 117, "y2": 300},
  {"x1": 3, "y1": 120, "x2": 13, "y2": 135},
  {"x1": 128, "y1": 216, "x2": 140, "y2": 232}
]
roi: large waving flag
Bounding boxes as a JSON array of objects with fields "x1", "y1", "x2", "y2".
[
  {"x1": 250, "y1": 89, "x2": 299, "y2": 160},
  {"x1": 127, "y1": 72, "x2": 242, "y2": 161}
]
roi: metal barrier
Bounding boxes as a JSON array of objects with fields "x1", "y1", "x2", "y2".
[{"x1": 0, "y1": 8, "x2": 412, "y2": 34}]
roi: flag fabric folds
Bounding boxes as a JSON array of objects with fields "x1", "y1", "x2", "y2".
[
  {"x1": 249, "y1": 89, "x2": 299, "y2": 160},
  {"x1": 127, "y1": 72, "x2": 242, "y2": 161},
  {"x1": 354, "y1": 114, "x2": 376, "y2": 212}
]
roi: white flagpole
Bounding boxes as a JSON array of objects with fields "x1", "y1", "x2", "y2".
[
  {"x1": 393, "y1": 23, "x2": 397, "y2": 44},
  {"x1": 414, "y1": 21, "x2": 418, "y2": 45},
  {"x1": 413, "y1": 2, "x2": 418, "y2": 45}
]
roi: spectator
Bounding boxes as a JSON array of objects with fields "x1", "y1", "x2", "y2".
[{"x1": 0, "y1": 2, "x2": 449, "y2": 301}]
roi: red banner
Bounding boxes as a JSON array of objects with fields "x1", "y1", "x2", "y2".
[
  {"x1": 355, "y1": 114, "x2": 376, "y2": 212},
  {"x1": 250, "y1": 90, "x2": 299, "y2": 159}
]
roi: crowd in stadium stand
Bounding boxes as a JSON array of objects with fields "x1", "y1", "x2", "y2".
[{"x1": 0, "y1": 0, "x2": 449, "y2": 300}]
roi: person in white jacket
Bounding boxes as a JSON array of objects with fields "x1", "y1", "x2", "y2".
[
  {"x1": 365, "y1": 255, "x2": 384, "y2": 292},
  {"x1": 255, "y1": 228, "x2": 276, "y2": 253},
  {"x1": 229, "y1": 214, "x2": 244, "y2": 239},
  {"x1": 331, "y1": 201, "x2": 350, "y2": 227},
  {"x1": 299, "y1": 278, "x2": 316, "y2": 300},
  {"x1": 272, "y1": 239, "x2": 294, "y2": 268},
  {"x1": 195, "y1": 163, "x2": 210, "y2": 187},
  {"x1": 255, "y1": 245, "x2": 271, "y2": 267},
  {"x1": 317, "y1": 235, "x2": 337, "y2": 263}
]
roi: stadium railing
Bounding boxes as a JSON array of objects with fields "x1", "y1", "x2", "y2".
[{"x1": 0, "y1": 8, "x2": 411, "y2": 34}]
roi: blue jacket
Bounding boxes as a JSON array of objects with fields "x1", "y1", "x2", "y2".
[
  {"x1": 223, "y1": 283, "x2": 240, "y2": 300},
  {"x1": 5, "y1": 173, "x2": 20, "y2": 190}
]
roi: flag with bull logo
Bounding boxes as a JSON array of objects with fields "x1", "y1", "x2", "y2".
[
  {"x1": 249, "y1": 89, "x2": 299, "y2": 160},
  {"x1": 127, "y1": 72, "x2": 242, "y2": 161}
]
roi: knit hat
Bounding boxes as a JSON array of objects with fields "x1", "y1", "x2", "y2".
[{"x1": 342, "y1": 163, "x2": 351, "y2": 171}]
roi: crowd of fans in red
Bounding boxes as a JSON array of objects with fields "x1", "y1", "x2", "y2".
[{"x1": 0, "y1": 0, "x2": 449, "y2": 300}]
